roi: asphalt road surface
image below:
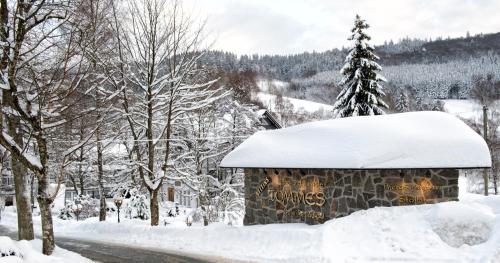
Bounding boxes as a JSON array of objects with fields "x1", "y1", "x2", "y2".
[{"x1": 0, "y1": 225, "x2": 218, "y2": 263}]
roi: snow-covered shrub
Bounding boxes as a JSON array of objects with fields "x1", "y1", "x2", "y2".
[
  {"x1": 124, "y1": 189, "x2": 150, "y2": 220},
  {"x1": 58, "y1": 206, "x2": 73, "y2": 220},
  {"x1": 220, "y1": 197, "x2": 244, "y2": 226},
  {"x1": 58, "y1": 195, "x2": 99, "y2": 220},
  {"x1": 212, "y1": 186, "x2": 244, "y2": 226},
  {"x1": 195, "y1": 189, "x2": 216, "y2": 225},
  {"x1": 191, "y1": 209, "x2": 202, "y2": 223},
  {"x1": 428, "y1": 202, "x2": 494, "y2": 247}
]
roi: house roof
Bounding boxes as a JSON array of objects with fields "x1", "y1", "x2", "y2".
[{"x1": 220, "y1": 111, "x2": 492, "y2": 169}]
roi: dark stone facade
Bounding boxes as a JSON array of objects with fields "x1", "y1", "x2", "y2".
[{"x1": 244, "y1": 168, "x2": 459, "y2": 225}]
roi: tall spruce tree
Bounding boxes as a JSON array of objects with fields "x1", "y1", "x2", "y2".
[
  {"x1": 395, "y1": 91, "x2": 410, "y2": 112},
  {"x1": 333, "y1": 15, "x2": 388, "y2": 117}
]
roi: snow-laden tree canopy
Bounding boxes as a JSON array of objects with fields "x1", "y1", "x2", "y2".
[{"x1": 333, "y1": 15, "x2": 388, "y2": 117}]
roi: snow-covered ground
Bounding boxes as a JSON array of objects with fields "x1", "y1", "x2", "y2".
[
  {"x1": 257, "y1": 79, "x2": 289, "y2": 94},
  {"x1": 443, "y1": 99, "x2": 500, "y2": 120},
  {"x1": 443, "y1": 99, "x2": 484, "y2": 120},
  {"x1": 0, "y1": 236, "x2": 92, "y2": 263},
  {"x1": 1, "y1": 177, "x2": 499, "y2": 263}
]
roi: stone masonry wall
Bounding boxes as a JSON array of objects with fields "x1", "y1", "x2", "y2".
[{"x1": 244, "y1": 168, "x2": 459, "y2": 225}]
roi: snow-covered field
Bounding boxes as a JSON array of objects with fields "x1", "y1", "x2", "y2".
[
  {"x1": 0, "y1": 236, "x2": 92, "y2": 263},
  {"x1": 443, "y1": 99, "x2": 484, "y2": 120},
  {"x1": 1, "y1": 178, "x2": 499, "y2": 263},
  {"x1": 257, "y1": 92, "x2": 334, "y2": 113},
  {"x1": 443, "y1": 99, "x2": 500, "y2": 120},
  {"x1": 257, "y1": 79, "x2": 289, "y2": 94},
  {"x1": 256, "y1": 78, "x2": 334, "y2": 115}
]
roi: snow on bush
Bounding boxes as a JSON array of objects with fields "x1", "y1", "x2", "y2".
[
  {"x1": 0, "y1": 236, "x2": 92, "y2": 263},
  {"x1": 124, "y1": 189, "x2": 150, "y2": 220},
  {"x1": 426, "y1": 202, "x2": 495, "y2": 247},
  {"x1": 58, "y1": 195, "x2": 99, "y2": 220}
]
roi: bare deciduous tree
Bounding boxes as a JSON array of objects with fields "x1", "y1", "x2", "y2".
[{"x1": 105, "y1": 0, "x2": 225, "y2": 226}]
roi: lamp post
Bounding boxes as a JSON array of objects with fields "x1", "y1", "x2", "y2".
[
  {"x1": 72, "y1": 199, "x2": 82, "y2": 221},
  {"x1": 114, "y1": 197, "x2": 123, "y2": 223}
]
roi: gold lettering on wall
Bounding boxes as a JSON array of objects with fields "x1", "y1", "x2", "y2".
[
  {"x1": 265, "y1": 176, "x2": 326, "y2": 207},
  {"x1": 284, "y1": 209, "x2": 324, "y2": 220},
  {"x1": 384, "y1": 179, "x2": 443, "y2": 205},
  {"x1": 256, "y1": 177, "x2": 270, "y2": 197},
  {"x1": 255, "y1": 175, "x2": 326, "y2": 220}
]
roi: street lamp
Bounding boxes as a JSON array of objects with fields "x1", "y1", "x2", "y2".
[
  {"x1": 114, "y1": 197, "x2": 123, "y2": 223},
  {"x1": 72, "y1": 199, "x2": 83, "y2": 221}
]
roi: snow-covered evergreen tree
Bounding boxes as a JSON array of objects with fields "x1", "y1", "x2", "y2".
[
  {"x1": 395, "y1": 91, "x2": 410, "y2": 112},
  {"x1": 333, "y1": 15, "x2": 388, "y2": 117}
]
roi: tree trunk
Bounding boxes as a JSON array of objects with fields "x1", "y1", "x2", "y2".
[
  {"x1": 78, "y1": 125, "x2": 85, "y2": 196},
  {"x1": 146, "y1": 83, "x2": 160, "y2": 225},
  {"x1": 37, "y1": 173, "x2": 55, "y2": 255},
  {"x1": 96, "y1": 127, "x2": 106, "y2": 221},
  {"x1": 150, "y1": 189, "x2": 159, "y2": 226},
  {"x1": 13, "y1": 160, "x2": 34, "y2": 240},
  {"x1": 7, "y1": 93, "x2": 34, "y2": 240},
  {"x1": 493, "y1": 168, "x2": 498, "y2": 195}
]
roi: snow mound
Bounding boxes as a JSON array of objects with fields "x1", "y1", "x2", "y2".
[
  {"x1": 221, "y1": 111, "x2": 491, "y2": 169},
  {"x1": 426, "y1": 202, "x2": 495, "y2": 247},
  {"x1": 0, "y1": 236, "x2": 21, "y2": 259},
  {"x1": 320, "y1": 197, "x2": 499, "y2": 262},
  {"x1": 0, "y1": 237, "x2": 93, "y2": 263}
]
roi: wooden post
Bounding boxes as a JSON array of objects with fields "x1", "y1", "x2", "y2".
[{"x1": 483, "y1": 105, "x2": 489, "y2": 196}]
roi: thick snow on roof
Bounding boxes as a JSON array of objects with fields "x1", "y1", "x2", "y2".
[{"x1": 220, "y1": 111, "x2": 491, "y2": 169}]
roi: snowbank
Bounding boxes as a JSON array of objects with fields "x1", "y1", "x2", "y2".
[
  {"x1": 1, "y1": 191, "x2": 499, "y2": 262},
  {"x1": 221, "y1": 111, "x2": 491, "y2": 169},
  {"x1": 0, "y1": 236, "x2": 92, "y2": 263}
]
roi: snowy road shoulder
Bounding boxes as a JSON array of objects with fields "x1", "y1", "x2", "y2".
[
  {"x1": 0, "y1": 236, "x2": 93, "y2": 263},
  {"x1": 1, "y1": 193, "x2": 500, "y2": 263}
]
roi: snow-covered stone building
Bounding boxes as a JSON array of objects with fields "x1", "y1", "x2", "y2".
[{"x1": 221, "y1": 111, "x2": 492, "y2": 225}]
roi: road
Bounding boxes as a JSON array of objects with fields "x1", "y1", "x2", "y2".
[{"x1": 0, "y1": 225, "x2": 217, "y2": 263}]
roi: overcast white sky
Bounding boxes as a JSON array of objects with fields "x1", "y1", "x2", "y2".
[{"x1": 184, "y1": 0, "x2": 500, "y2": 55}]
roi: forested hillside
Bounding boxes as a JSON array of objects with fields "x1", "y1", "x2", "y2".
[
  {"x1": 200, "y1": 32, "x2": 500, "y2": 103},
  {"x1": 201, "y1": 32, "x2": 500, "y2": 79}
]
